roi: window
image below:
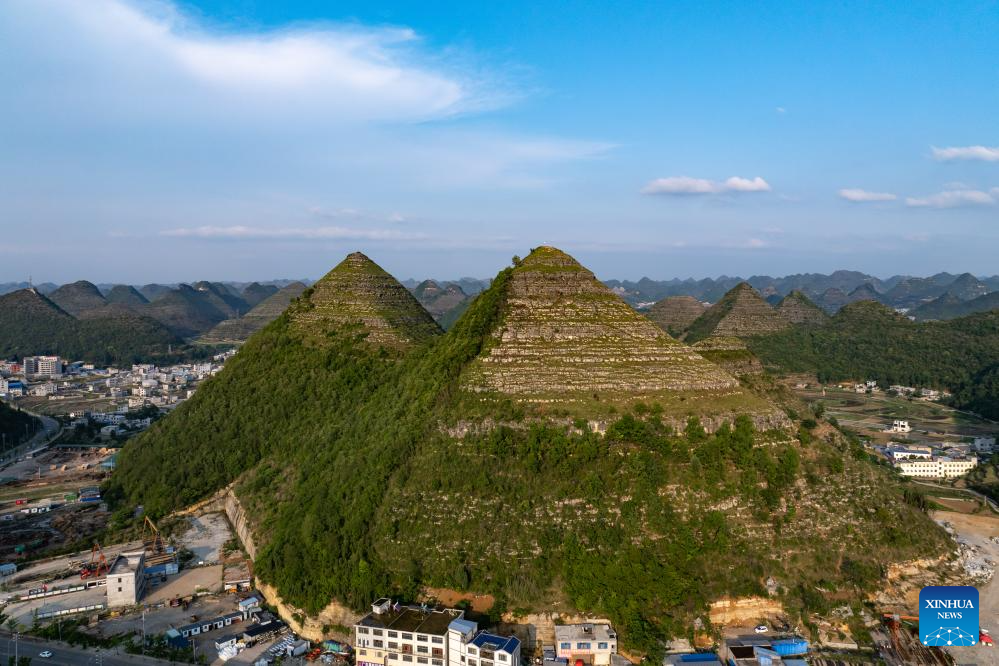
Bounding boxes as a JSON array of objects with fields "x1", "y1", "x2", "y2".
[
  {"x1": 559, "y1": 643, "x2": 570, "y2": 650},
  {"x1": 374, "y1": 640, "x2": 384, "y2": 649},
  {"x1": 117, "y1": 587, "x2": 122, "y2": 592},
  {"x1": 404, "y1": 657, "x2": 413, "y2": 663},
  {"x1": 389, "y1": 655, "x2": 398, "y2": 661},
  {"x1": 418, "y1": 659, "x2": 428, "y2": 664},
  {"x1": 373, "y1": 630, "x2": 384, "y2": 637},
  {"x1": 433, "y1": 660, "x2": 443, "y2": 666},
  {"x1": 597, "y1": 643, "x2": 608, "y2": 650},
  {"x1": 432, "y1": 637, "x2": 443, "y2": 644},
  {"x1": 403, "y1": 634, "x2": 413, "y2": 640},
  {"x1": 360, "y1": 650, "x2": 367, "y2": 656},
  {"x1": 469, "y1": 648, "x2": 478, "y2": 655},
  {"x1": 417, "y1": 646, "x2": 429, "y2": 654},
  {"x1": 498, "y1": 655, "x2": 508, "y2": 662},
  {"x1": 576, "y1": 643, "x2": 591, "y2": 650},
  {"x1": 418, "y1": 635, "x2": 429, "y2": 643},
  {"x1": 432, "y1": 648, "x2": 444, "y2": 658},
  {"x1": 359, "y1": 628, "x2": 370, "y2": 634},
  {"x1": 389, "y1": 632, "x2": 399, "y2": 638},
  {"x1": 468, "y1": 660, "x2": 477, "y2": 666},
  {"x1": 389, "y1": 642, "x2": 399, "y2": 650}
]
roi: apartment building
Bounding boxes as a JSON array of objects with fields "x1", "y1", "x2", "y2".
[
  {"x1": 355, "y1": 599, "x2": 520, "y2": 666},
  {"x1": 106, "y1": 550, "x2": 147, "y2": 608},
  {"x1": 554, "y1": 624, "x2": 617, "y2": 666},
  {"x1": 23, "y1": 355, "x2": 63, "y2": 378},
  {"x1": 895, "y1": 456, "x2": 977, "y2": 479}
]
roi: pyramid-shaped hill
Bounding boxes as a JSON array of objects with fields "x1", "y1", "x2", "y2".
[
  {"x1": 241, "y1": 282, "x2": 280, "y2": 308},
  {"x1": 201, "y1": 282, "x2": 308, "y2": 343},
  {"x1": 105, "y1": 284, "x2": 149, "y2": 306},
  {"x1": 460, "y1": 247, "x2": 778, "y2": 420},
  {"x1": 777, "y1": 290, "x2": 829, "y2": 326},
  {"x1": 646, "y1": 295, "x2": 707, "y2": 336},
  {"x1": 0, "y1": 288, "x2": 75, "y2": 357},
  {"x1": 684, "y1": 283, "x2": 790, "y2": 343},
  {"x1": 289, "y1": 252, "x2": 442, "y2": 350},
  {"x1": 48, "y1": 280, "x2": 108, "y2": 316}
]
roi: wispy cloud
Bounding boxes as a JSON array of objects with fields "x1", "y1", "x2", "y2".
[
  {"x1": 838, "y1": 188, "x2": 897, "y2": 203},
  {"x1": 905, "y1": 188, "x2": 997, "y2": 208},
  {"x1": 160, "y1": 225, "x2": 427, "y2": 241},
  {"x1": 641, "y1": 176, "x2": 771, "y2": 195},
  {"x1": 932, "y1": 146, "x2": 999, "y2": 162}
]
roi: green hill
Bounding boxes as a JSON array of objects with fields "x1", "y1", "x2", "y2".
[
  {"x1": 685, "y1": 283, "x2": 790, "y2": 343},
  {"x1": 746, "y1": 300, "x2": 999, "y2": 388},
  {"x1": 289, "y1": 252, "x2": 442, "y2": 350},
  {"x1": 912, "y1": 291, "x2": 999, "y2": 321},
  {"x1": 105, "y1": 285, "x2": 149, "y2": 306},
  {"x1": 646, "y1": 295, "x2": 707, "y2": 337},
  {"x1": 0, "y1": 289, "x2": 183, "y2": 365},
  {"x1": 48, "y1": 280, "x2": 108, "y2": 316},
  {"x1": 109, "y1": 248, "x2": 947, "y2": 653},
  {"x1": 142, "y1": 284, "x2": 233, "y2": 338},
  {"x1": 776, "y1": 290, "x2": 829, "y2": 326},
  {"x1": 200, "y1": 282, "x2": 307, "y2": 343},
  {"x1": 241, "y1": 282, "x2": 280, "y2": 308}
]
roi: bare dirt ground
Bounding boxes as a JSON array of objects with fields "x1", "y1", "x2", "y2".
[
  {"x1": 933, "y1": 511, "x2": 999, "y2": 666},
  {"x1": 144, "y1": 564, "x2": 224, "y2": 604},
  {"x1": 179, "y1": 513, "x2": 231, "y2": 564},
  {"x1": 422, "y1": 586, "x2": 496, "y2": 613}
]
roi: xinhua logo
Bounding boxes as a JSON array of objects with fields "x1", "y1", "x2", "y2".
[{"x1": 920, "y1": 585, "x2": 979, "y2": 646}]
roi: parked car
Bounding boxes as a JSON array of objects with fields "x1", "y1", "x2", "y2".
[
  {"x1": 754, "y1": 625, "x2": 768, "y2": 634},
  {"x1": 39, "y1": 650, "x2": 53, "y2": 658}
]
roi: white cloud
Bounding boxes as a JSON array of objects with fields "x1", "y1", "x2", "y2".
[
  {"x1": 160, "y1": 225, "x2": 427, "y2": 241},
  {"x1": 775, "y1": 107, "x2": 786, "y2": 114},
  {"x1": 905, "y1": 189, "x2": 997, "y2": 208},
  {"x1": 838, "y1": 188, "x2": 897, "y2": 202},
  {"x1": 932, "y1": 146, "x2": 999, "y2": 162},
  {"x1": 0, "y1": 0, "x2": 488, "y2": 125},
  {"x1": 641, "y1": 176, "x2": 771, "y2": 195}
]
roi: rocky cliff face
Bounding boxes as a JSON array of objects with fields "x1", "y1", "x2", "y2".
[
  {"x1": 461, "y1": 247, "x2": 775, "y2": 418},
  {"x1": 685, "y1": 283, "x2": 790, "y2": 342},
  {"x1": 290, "y1": 252, "x2": 442, "y2": 351},
  {"x1": 646, "y1": 295, "x2": 707, "y2": 336},
  {"x1": 777, "y1": 290, "x2": 829, "y2": 326}
]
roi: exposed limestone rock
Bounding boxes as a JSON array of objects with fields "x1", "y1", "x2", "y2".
[
  {"x1": 685, "y1": 283, "x2": 790, "y2": 342},
  {"x1": 461, "y1": 247, "x2": 780, "y2": 419},
  {"x1": 646, "y1": 295, "x2": 707, "y2": 336},
  {"x1": 692, "y1": 336, "x2": 764, "y2": 376},
  {"x1": 290, "y1": 252, "x2": 442, "y2": 351},
  {"x1": 777, "y1": 290, "x2": 829, "y2": 326}
]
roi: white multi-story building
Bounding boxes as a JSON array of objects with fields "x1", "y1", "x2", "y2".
[
  {"x1": 23, "y1": 355, "x2": 62, "y2": 378},
  {"x1": 354, "y1": 600, "x2": 520, "y2": 666},
  {"x1": 895, "y1": 456, "x2": 977, "y2": 479},
  {"x1": 886, "y1": 420, "x2": 911, "y2": 433},
  {"x1": 554, "y1": 624, "x2": 617, "y2": 666},
  {"x1": 106, "y1": 550, "x2": 147, "y2": 608}
]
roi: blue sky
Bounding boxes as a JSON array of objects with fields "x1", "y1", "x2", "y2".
[{"x1": 2, "y1": 0, "x2": 998, "y2": 283}]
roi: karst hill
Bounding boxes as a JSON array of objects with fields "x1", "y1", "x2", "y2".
[{"x1": 110, "y1": 247, "x2": 948, "y2": 654}]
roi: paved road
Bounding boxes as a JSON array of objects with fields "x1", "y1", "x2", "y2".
[
  {"x1": 0, "y1": 410, "x2": 62, "y2": 468},
  {"x1": 913, "y1": 479, "x2": 999, "y2": 512},
  {"x1": 2, "y1": 634, "x2": 177, "y2": 665}
]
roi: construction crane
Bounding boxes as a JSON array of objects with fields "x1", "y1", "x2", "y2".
[
  {"x1": 141, "y1": 515, "x2": 175, "y2": 566},
  {"x1": 80, "y1": 543, "x2": 109, "y2": 579}
]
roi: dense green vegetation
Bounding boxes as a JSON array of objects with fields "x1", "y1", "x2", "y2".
[
  {"x1": 950, "y1": 363, "x2": 999, "y2": 420},
  {"x1": 0, "y1": 400, "x2": 39, "y2": 453},
  {"x1": 0, "y1": 288, "x2": 218, "y2": 365},
  {"x1": 108, "y1": 252, "x2": 950, "y2": 653},
  {"x1": 747, "y1": 301, "x2": 999, "y2": 389}
]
